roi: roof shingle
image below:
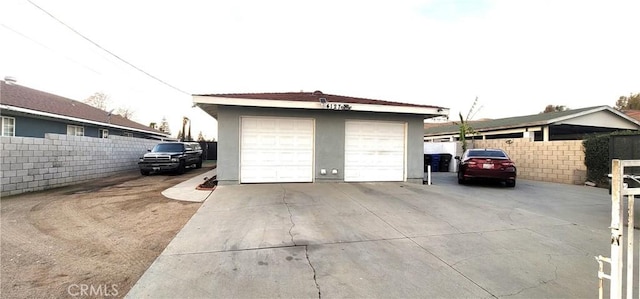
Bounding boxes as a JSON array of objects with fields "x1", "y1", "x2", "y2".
[
  {"x1": 0, "y1": 80, "x2": 164, "y2": 135},
  {"x1": 424, "y1": 106, "x2": 613, "y2": 135}
]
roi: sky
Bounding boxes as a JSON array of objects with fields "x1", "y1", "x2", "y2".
[{"x1": 1, "y1": 0, "x2": 639, "y2": 140}]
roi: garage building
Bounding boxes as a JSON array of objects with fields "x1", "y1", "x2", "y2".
[{"x1": 194, "y1": 91, "x2": 448, "y2": 185}]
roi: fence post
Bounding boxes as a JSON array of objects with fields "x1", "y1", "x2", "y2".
[
  {"x1": 626, "y1": 195, "x2": 634, "y2": 299},
  {"x1": 610, "y1": 159, "x2": 624, "y2": 298}
]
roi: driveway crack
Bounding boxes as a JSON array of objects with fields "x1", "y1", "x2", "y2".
[
  {"x1": 280, "y1": 185, "x2": 296, "y2": 246},
  {"x1": 501, "y1": 254, "x2": 559, "y2": 298},
  {"x1": 305, "y1": 245, "x2": 322, "y2": 299},
  {"x1": 280, "y1": 185, "x2": 321, "y2": 298}
]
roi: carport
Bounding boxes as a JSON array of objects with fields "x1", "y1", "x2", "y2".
[{"x1": 193, "y1": 91, "x2": 448, "y2": 185}]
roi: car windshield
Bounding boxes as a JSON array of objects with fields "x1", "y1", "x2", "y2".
[
  {"x1": 152, "y1": 143, "x2": 184, "y2": 153},
  {"x1": 467, "y1": 150, "x2": 507, "y2": 158}
]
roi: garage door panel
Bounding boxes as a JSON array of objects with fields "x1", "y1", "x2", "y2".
[
  {"x1": 345, "y1": 121, "x2": 405, "y2": 182},
  {"x1": 241, "y1": 117, "x2": 314, "y2": 183}
]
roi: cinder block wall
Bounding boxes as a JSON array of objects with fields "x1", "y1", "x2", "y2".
[
  {"x1": 471, "y1": 139, "x2": 587, "y2": 185},
  {"x1": 1, "y1": 134, "x2": 159, "y2": 197}
]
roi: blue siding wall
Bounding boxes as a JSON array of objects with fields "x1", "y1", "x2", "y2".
[
  {"x1": 14, "y1": 115, "x2": 66, "y2": 137},
  {"x1": 5, "y1": 114, "x2": 156, "y2": 139}
]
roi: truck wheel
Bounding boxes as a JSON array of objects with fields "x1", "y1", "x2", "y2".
[
  {"x1": 177, "y1": 161, "x2": 186, "y2": 174},
  {"x1": 196, "y1": 158, "x2": 203, "y2": 169},
  {"x1": 140, "y1": 169, "x2": 150, "y2": 176}
]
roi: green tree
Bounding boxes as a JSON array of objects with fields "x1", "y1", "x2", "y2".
[
  {"x1": 197, "y1": 131, "x2": 205, "y2": 142},
  {"x1": 615, "y1": 92, "x2": 640, "y2": 110}
]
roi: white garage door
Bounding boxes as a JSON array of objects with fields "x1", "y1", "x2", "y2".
[
  {"x1": 344, "y1": 121, "x2": 406, "y2": 182},
  {"x1": 240, "y1": 117, "x2": 314, "y2": 183}
]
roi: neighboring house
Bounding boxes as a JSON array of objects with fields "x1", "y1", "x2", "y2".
[
  {"x1": 623, "y1": 110, "x2": 640, "y2": 122},
  {"x1": 193, "y1": 91, "x2": 448, "y2": 185},
  {"x1": 0, "y1": 80, "x2": 168, "y2": 139},
  {"x1": 424, "y1": 106, "x2": 640, "y2": 142}
]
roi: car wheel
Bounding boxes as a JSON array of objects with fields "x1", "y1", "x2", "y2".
[
  {"x1": 177, "y1": 161, "x2": 186, "y2": 174},
  {"x1": 140, "y1": 169, "x2": 150, "y2": 176},
  {"x1": 457, "y1": 172, "x2": 465, "y2": 184},
  {"x1": 506, "y1": 180, "x2": 516, "y2": 187},
  {"x1": 196, "y1": 158, "x2": 203, "y2": 169}
]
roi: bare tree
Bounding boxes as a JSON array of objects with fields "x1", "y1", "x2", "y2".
[
  {"x1": 541, "y1": 105, "x2": 568, "y2": 113},
  {"x1": 83, "y1": 92, "x2": 110, "y2": 110},
  {"x1": 456, "y1": 97, "x2": 482, "y2": 152},
  {"x1": 84, "y1": 92, "x2": 135, "y2": 119},
  {"x1": 115, "y1": 107, "x2": 134, "y2": 120}
]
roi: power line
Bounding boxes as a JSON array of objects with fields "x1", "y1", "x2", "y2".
[
  {"x1": 25, "y1": 0, "x2": 191, "y2": 95},
  {"x1": 1, "y1": 23, "x2": 102, "y2": 75}
]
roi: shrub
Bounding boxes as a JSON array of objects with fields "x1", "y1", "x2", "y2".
[
  {"x1": 583, "y1": 130, "x2": 640, "y2": 184},
  {"x1": 583, "y1": 134, "x2": 610, "y2": 184}
]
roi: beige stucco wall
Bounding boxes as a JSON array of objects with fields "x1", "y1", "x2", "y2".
[{"x1": 471, "y1": 139, "x2": 587, "y2": 185}]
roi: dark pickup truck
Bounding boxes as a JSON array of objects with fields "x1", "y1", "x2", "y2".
[{"x1": 138, "y1": 142, "x2": 203, "y2": 175}]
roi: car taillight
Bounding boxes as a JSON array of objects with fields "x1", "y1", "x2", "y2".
[{"x1": 501, "y1": 161, "x2": 514, "y2": 166}]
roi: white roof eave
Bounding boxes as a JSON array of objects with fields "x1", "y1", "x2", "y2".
[{"x1": 193, "y1": 95, "x2": 449, "y2": 118}]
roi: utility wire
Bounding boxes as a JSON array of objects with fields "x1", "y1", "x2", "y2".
[
  {"x1": 1, "y1": 23, "x2": 103, "y2": 75},
  {"x1": 26, "y1": 0, "x2": 191, "y2": 95}
]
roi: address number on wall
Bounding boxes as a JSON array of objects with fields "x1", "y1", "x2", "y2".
[{"x1": 325, "y1": 103, "x2": 352, "y2": 110}]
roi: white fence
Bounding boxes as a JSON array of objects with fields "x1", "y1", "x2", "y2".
[{"x1": 597, "y1": 159, "x2": 640, "y2": 299}]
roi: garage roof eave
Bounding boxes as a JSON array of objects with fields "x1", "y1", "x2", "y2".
[
  {"x1": 193, "y1": 96, "x2": 448, "y2": 117},
  {"x1": 195, "y1": 102, "x2": 219, "y2": 120}
]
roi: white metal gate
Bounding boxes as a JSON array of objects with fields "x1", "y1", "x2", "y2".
[{"x1": 597, "y1": 159, "x2": 640, "y2": 299}]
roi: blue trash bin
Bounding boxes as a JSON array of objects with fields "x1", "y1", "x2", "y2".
[{"x1": 430, "y1": 154, "x2": 440, "y2": 172}]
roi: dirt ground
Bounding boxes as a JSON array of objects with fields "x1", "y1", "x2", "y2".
[{"x1": 1, "y1": 165, "x2": 214, "y2": 298}]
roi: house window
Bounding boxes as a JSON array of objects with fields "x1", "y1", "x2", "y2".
[
  {"x1": 100, "y1": 129, "x2": 109, "y2": 138},
  {"x1": 1, "y1": 117, "x2": 15, "y2": 136},
  {"x1": 67, "y1": 125, "x2": 84, "y2": 136},
  {"x1": 122, "y1": 132, "x2": 133, "y2": 137}
]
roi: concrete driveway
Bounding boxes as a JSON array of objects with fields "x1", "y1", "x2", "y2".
[{"x1": 127, "y1": 173, "x2": 615, "y2": 298}]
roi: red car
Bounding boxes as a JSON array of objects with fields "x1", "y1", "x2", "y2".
[{"x1": 455, "y1": 148, "x2": 517, "y2": 187}]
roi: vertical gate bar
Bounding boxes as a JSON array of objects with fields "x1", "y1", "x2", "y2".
[
  {"x1": 598, "y1": 256, "x2": 605, "y2": 299},
  {"x1": 628, "y1": 195, "x2": 635, "y2": 299},
  {"x1": 612, "y1": 159, "x2": 624, "y2": 299}
]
